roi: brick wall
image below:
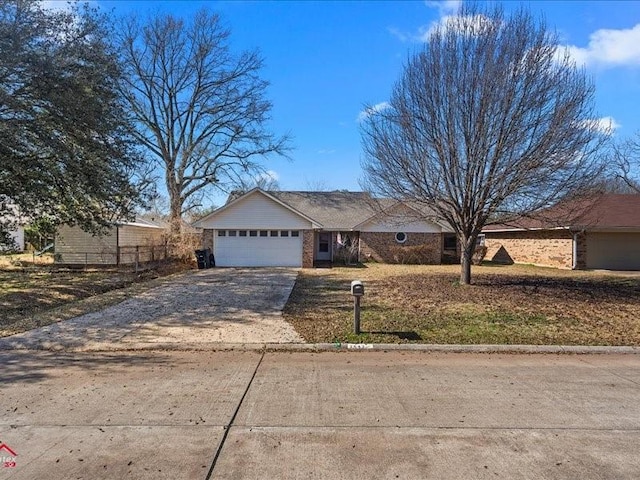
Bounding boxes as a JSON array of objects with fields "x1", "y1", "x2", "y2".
[
  {"x1": 203, "y1": 229, "x2": 214, "y2": 250},
  {"x1": 483, "y1": 230, "x2": 574, "y2": 269},
  {"x1": 302, "y1": 230, "x2": 314, "y2": 268},
  {"x1": 360, "y1": 232, "x2": 442, "y2": 264}
]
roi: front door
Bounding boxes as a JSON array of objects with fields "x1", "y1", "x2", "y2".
[{"x1": 316, "y1": 232, "x2": 332, "y2": 261}]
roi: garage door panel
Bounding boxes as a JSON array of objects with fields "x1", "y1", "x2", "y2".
[
  {"x1": 586, "y1": 233, "x2": 640, "y2": 270},
  {"x1": 215, "y1": 235, "x2": 302, "y2": 267}
]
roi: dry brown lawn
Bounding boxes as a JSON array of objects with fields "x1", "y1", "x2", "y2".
[
  {"x1": 0, "y1": 259, "x2": 192, "y2": 337},
  {"x1": 283, "y1": 263, "x2": 640, "y2": 345},
  {"x1": 0, "y1": 252, "x2": 54, "y2": 268}
]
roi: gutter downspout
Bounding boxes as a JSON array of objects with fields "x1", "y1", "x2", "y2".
[{"x1": 572, "y1": 231, "x2": 577, "y2": 270}]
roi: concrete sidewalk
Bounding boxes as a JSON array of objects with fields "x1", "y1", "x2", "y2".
[{"x1": 1, "y1": 350, "x2": 639, "y2": 479}]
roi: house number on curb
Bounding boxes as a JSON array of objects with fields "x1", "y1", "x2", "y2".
[{"x1": 347, "y1": 343, "x2": 374, "y2": 349}]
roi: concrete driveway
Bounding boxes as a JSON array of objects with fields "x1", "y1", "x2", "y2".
[
  {"x1": 0, "y1": 268, "x2": 303, "y2": 351},
  {"x1": 1, "y1": 351, "x2": 639, "y2": 479}
]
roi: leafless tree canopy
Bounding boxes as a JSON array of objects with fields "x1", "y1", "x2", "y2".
[
  {"x1": 118, "y1": 10, "x2": 290, "y2": 230},
  {"x1": 360, "y1": 4, "x2": 607, "y2": 284},
  {"x1": 612, "y1": 132, "x2": 640, "y2": 193}
]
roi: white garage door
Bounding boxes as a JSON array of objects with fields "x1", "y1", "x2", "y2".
[
  {"x1": 586, "y1": 232, "x2": 640, "y2": 270},
  {"x1": 214, "y1": 229, "x2": 302, "y2": 267}
]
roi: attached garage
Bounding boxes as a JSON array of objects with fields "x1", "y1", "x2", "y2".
[
  {"x1": 214, "y1": 229, "x2": 303, "y2": 267},
  {"x1": 586, "y1": 232, "x2": 640, "y2": 270},
  {"x1": 194, "y1": 189, "x2": 318, "y2": 267}
]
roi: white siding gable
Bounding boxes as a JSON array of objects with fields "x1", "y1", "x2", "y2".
[{"x1": 199, "y1": 191, "x2": 313, "y2": 230}]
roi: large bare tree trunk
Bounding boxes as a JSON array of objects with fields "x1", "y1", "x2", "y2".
[
  {"x1": 460, "y1": 241, "x2": 473, "y2": 285},
  {"x1": 168, "y1": 178, "x2": 182, "y2": 236}
]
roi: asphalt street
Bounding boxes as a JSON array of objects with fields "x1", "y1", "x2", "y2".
[{"x1": 1, "y1": 350, "x2": 639, "y2": 479}]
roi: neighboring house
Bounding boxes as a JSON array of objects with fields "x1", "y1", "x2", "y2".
[
  {"x1": 482, "y1": 194, "x2": 640, "y2": 270},
  {"x1": 0, "y1": 200, "x2": 26, "y2": 252},
  {"x1": 55, "y1": 218, "x2": 167, "y2": 266},
  {"x1": 192, "y1": 188, "x2": 457, "y2": 267},
  {"x1": 3, "y1": 225, "x2": 25, "y2": 252}
]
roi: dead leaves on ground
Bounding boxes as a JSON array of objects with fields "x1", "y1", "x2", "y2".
[{"x1": 283, "y1": 264, "x2": 640, "y2": 345}]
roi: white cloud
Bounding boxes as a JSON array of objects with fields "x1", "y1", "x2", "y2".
[
  {"x1": 357, "y1": 102, "x2": 390, "y2": 122},
  {"x1": 389, "y1": 1, "x2": 461, "y2": 43},
  {"x1": 39, "y1": 1, "x2": 75, "y2": 12},
  {"x1": 424, "y1": 0, "x2": 461, "y2": 17},
  {"x1": 562, "y1": 23, "x2": 640, "y2": 68},
  {"x1": 418, "y1": 13, "x2": 493, "y2": 42},
  {"x1": 390, "y1": 0, "x2": 490, "y2": 45},
  {"x1": 257, "y1": 170, "x2": 279, "y2": 182},
  {"x1": 39, "y1": 0, "x2": 99, "y2": 15},
  {"x1": 582, "y1": 116, "x2": 621, "y2": 135},
  {"x1": 388, "y1": 26, "x2": 410, "y2": 43}
]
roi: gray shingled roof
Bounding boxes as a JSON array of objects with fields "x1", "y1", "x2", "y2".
[{"x1": 267, "y1": 191, "x2": 380, "y2": 230}]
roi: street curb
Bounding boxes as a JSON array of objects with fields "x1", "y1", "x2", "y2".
[{"x1": 4, "y1": 341, "x2": 639, "y2": 354}]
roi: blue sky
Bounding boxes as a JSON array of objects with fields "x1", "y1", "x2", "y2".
[{"x1": 87, "y1": 1, "x2": 640, "y2": 203}]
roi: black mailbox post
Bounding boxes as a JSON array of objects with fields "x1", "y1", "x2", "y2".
[{"x1": 351, "y1": 280, "x2": 365, "y2": 334}]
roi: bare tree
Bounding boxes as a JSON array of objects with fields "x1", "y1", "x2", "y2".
[
  {"x1": 118, "y1": 9, "x2": 290, "y2": 233},
  {"x1": 360, "y1": 4, "x2": 607, "y2": 284},
  {"x1": 612, "y1": 133, "x2": 640, "y2": 193},
  {"x1": 303, "y1": 177, "x2": 331, "y2": 191},
  {"x1": 237, "y1": 171, "x2": 281, "y2": 192}
]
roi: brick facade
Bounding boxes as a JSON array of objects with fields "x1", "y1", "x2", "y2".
[
  {"x1": 203, "y1": 229, "x2": 214, "y2": 250},
  {"x1": 302, "y1": 229, "x2": 314, "y2": 268},
  {"x1": 359, "y1": 232, "x2": 442, "y2": 264},
  {"x1": 483, "y1": 230, "x2": 574, "y2": 269}
]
